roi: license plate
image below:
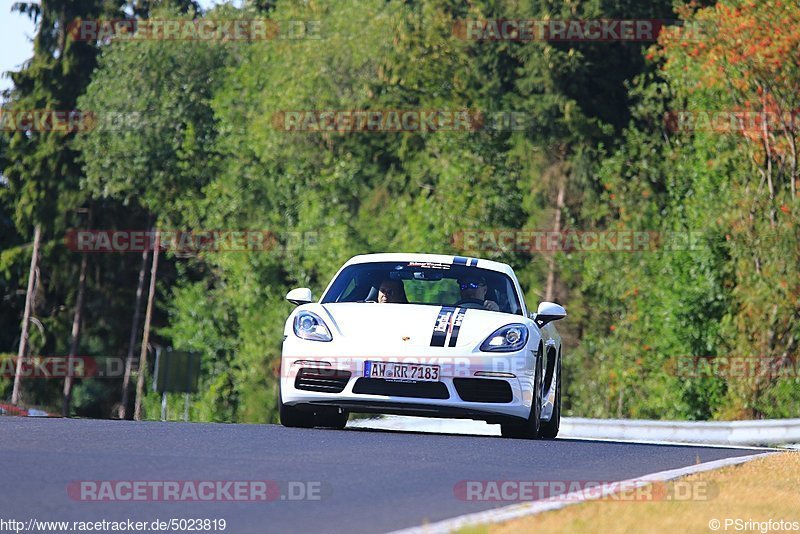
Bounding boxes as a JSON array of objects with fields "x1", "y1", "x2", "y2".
[{"x1": 363, "y1": 361, "x2": 440, "y2": 382}]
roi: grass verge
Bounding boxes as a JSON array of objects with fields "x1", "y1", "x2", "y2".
[{"x1": 467, "y1": 451, "x2": 800, "y2": 534}]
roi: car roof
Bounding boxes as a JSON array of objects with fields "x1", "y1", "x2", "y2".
[{"x1": 343, "y1": 253, "x2": 516, "y2": 278}]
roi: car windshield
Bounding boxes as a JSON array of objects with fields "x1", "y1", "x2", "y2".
[{"x1": 321, "y1": 261, "x2": 523, "y2": 316}]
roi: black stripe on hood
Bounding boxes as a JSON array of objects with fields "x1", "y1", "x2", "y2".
[
  {"x1": 430, "y1": 306, "x2": 455, "y2": 347},
  {"x1": 447, "y1": 308, "x2": 467, "y2": 347}
]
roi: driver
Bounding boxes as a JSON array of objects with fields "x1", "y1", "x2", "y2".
[
  {"x1": 457, "y1": 276, "x2": 499, "y2": 311},
  {"x1": 377, "y1": 279, "x2": 408, "y2": 304}
]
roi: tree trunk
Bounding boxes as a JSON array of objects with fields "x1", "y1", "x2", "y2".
[
  {"x1": 134, "y1": 232, "x2": 160, "y2": 421},
  {"x1": 62, "y1": 252, "x2": 88, "y2": 416},
  {"x1": 760, "y1": 96, "x2": 776, "y2": 228},
  {"x1": 120, "y1": 242, "x2": 151, "y2": 420},
  {"x1": 545, "y1": 171, "x2": 566, "y2": 302},
  {"x1": 12, "y1": 225, "x2": 41, "y2": 406}
]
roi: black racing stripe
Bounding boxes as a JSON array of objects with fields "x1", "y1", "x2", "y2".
[
  {"x1": 430, "y1": 306, "x2": 455, "y2": 347},
  {"x1": 447, "y1": 308, "x2": 467, "y2": 347},
  {"x1": 453, "y1": 256, "x2": 468, "y2": 265},
  {"x1": 469, "y1": 258, "x2": 478, "y2": 266}
]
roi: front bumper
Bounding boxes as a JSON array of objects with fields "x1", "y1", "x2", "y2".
[{"x1": 280, "y1": 339, "x2": 537, "y2": 422}]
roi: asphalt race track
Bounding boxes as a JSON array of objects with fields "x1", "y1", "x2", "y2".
[{"x1": 0, "y1": 418, "x2": 765, "y2": 533}]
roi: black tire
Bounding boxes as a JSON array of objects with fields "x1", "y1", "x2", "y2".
[
  {"x1": 278, "y1": 383, "x2": 315, "y2": 428},
  {"x1": 538, "y1": 355, "x2": 561, "y2": 439},
  {"x1": 316, "y1": 408, "x2": 349, "y2": 429},
  {"x1": 500, "y1": 350, "x2": 543, "y2": 439},
  {"x1": 500, "y1": 420, "x2": 527, "y2": 438}
]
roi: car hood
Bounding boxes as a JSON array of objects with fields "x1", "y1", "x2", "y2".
[{"x1": 301, "y1": 302, "x2": 525, "y2": 349}]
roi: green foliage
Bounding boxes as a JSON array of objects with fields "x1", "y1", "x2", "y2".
[{"x1": 2, "y1": 0, "x2": 797, "y2": 422}]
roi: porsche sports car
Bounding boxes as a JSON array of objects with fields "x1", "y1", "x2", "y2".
[{"x1": 279, "y1": 253, "x2": 566, "y2": 439}]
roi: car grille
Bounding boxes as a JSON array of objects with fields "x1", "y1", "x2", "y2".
[
  {"x1": 294, "y1": 367, "x2": 352, "y2": 393},
  {"x1": 454, "y1": 378, "x2": 513, "y2": 403},
  {"x1": 352, "y1": 378, "x2": 450, "y2": 399}
]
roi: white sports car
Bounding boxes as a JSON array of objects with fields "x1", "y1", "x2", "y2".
[{"x1": 279, "y1": 253, "x2": 566, "y2": 439}]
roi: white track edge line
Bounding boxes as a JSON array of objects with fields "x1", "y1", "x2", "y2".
[{"x1": 386, "y1": 451, "x2": 780, "y2": 534}]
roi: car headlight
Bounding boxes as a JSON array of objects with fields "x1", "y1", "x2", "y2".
[
  {"x1": 480, "y1": 324, "x2": 528, "y2": 352},
  {"x1": 293, "y1": 311, "x2": 333, "y2": 342}
]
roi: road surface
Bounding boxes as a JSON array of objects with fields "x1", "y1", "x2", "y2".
[{"x1": 0, "y1": 418, "x2": 765, "y2": 533}]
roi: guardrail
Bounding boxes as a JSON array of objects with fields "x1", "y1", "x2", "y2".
[
  {"x1": 349, "y1": 416, "x2": 800, "y2": 446},
  {"x1": 562, "y1": 417, "x2": 800, "y2": 446}
]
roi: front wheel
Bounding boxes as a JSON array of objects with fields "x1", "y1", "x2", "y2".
[
  {"x1": 500, "y1": 351, "x2": 542, "y2": 439},
  {"x1": 538, "y1": 356, "x2": 561, "y2": 439},
  {"x1": 316, "y1": 408, "x2": 349, "y2": 429},
  {"x1": 279, "y1": 383, "x2": 314, "y2": 428}
]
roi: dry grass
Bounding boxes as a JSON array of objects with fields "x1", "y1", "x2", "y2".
[{"x1": 466, "y1": 452, "x2": 800, "y2": 534}]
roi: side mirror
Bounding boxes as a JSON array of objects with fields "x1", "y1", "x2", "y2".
[
  {"x1": 286, "y1": 287, "x2": 313, "y2": 306},
  {"x1": 534, "y1": 301, "x2": 567, "y2": 327}
]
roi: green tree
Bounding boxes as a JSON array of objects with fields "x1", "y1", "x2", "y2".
[{"x1": 1, "y1": 0, "x2": 128, "y2": 412}]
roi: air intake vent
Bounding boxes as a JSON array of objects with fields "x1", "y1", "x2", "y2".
[
  {"x1": 295, "y1": 367, "x2": 351, "y2": 393},
  {"x1": 454, "y1": 378, "x2": 512, "y2": 403}
]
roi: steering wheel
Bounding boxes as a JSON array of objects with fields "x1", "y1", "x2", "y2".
[{"x1": 454, "y1": 298, "x2": 485, "y2": 309}]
